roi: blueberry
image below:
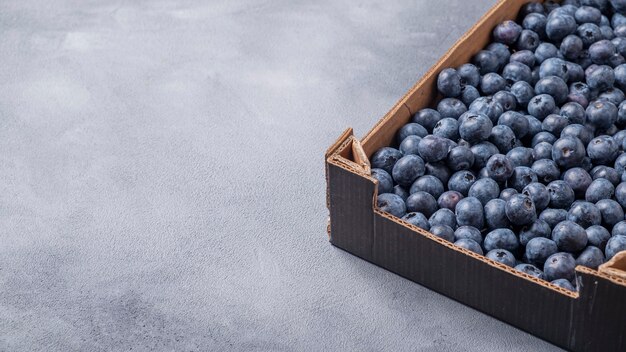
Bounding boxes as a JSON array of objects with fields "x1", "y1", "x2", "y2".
[
  {"x1": 532, "y1": 159, "x2": 561, "y2": 184},
  {"x1": 432, "y1": 118, "x2": 459, "y2": 141},
  {"x1": 500, "y1": 61, "x2": 534, "y2": 84},
  {"x1": 560, "y1": 35, "x2": 584, "y2": 60},
  {"x1": 542, "y1": 114, "x2": 569, "y2": 135},
  {"x1": 560, "y1": 124, "x2": 594, "y2": 145},
  {"x1": 425, "y1": 162, "x2": 452, "y2": 185},
  {"x1": 577, "y1": 23, "x2": 603, "y2": 47},
  {"x1": 409, "y1": 176, "x2": 443, "y2": 200},
  {"x1": 596, "y1": 199, "x2": 624, "y2": 227},
  {"x1": 487, "y1": 43, "x2": 511, "y2": 69},
  {"x1": 611, "y1": 0, "x2": 626, "y2": 14},
  {"x1": 507, "y1": 147, "x2": 534, "y2": 168},
  {"x1": 515, "y1": 263, "x2": 545, "y2": 279},
  {"x1": 576, "y1": 246, "x2": 605, "y2": 269},
  {"x1": 533, "y1": 142, "x2": 553, "y2": 160},
  {"x1": 565, "y1": 61, "x2": 586, "y2": 83},
  {"x1": 469, "y1": 97, "x2": 504, "y2": 123},
  {"x1": 493, "y1": 91, "x2": 518, "y2": 112},
  {"x1": 551, "y1": 278, "x2": 577, "y2": 291},
  {"x1": 401, "y1": 212, "x2": 430, "y2": 230},
  {"x1": 371, "y1": 147, "x2": 402, "y2": 174},
  {"x1": 526, "y1": 115, "x2": 544, "y2": 137},
  {"x1": 588, "y1": 135, "x2": 619, "y2": 165},
  {"x1": 563, "y1": 167, "x2": 593, "y2": 198},
  {"x1": 508, "y1": 166, "x2": 539, "y2": 192},
  {"x1": 520, "y1": 2, "x2": 546, "y2": 17},
  {"x1": 486, "y1": 249, "x2": 516, "y2": 267},
  {"x1": 412, "y1": 108, "x2": 442, "y2": 132},
  {"x1": 468, "y1": 178, "x2": 500, "y2": 206},
  {"x1": 458, "y1": 112, "x2": 493, "y2": 144},
  {"x1": 399, "y1": 135, "x2": 421, "y2": 155},
  {"x1": 523, "y1": 13, "x2": 548, "y2": 38},
  {"x1": 575, "y1": 6, "x2": 602, "y2": 24},
  {"x1": 597, "y1": 87, "x2": 625, "y2": 105},
  {"x1": 516, "y1": 29, "x2": 541, "y2": 51},
  {"x1": 457, "y1": 63, "x2": 481, "y2": 87},
  {"x1": 437, "y1": 98, "x2": 467, "y2": 119},
  {"x1": 547, "y1": 15, "x2": 577, "y2": 42},
  {"x1": 559, "y1": 102, "x2": 586, "y2": 125},
  {"x1": 522, "y1": 182, "x2": 550, "y2": 211},
  {"x1": 455, "y1": 196, "x2": 484, "y2": 229},
  {"x1": 528, "y1": 94, "x2": 556, "y2": 120},
  {"x1": 455, "y1": 238, "x2": 484, "y2": 255},
  {"x1": 438, "y1": 190, "x2": 464, "y2": 211},
  {"x1": 586, "y1": 225, "x2": 611, "y2": 251},
  {"x1": 489, "y1": 125, "x2": 517, "y2": 154},
  {"x1": 589, "y1": 39, "x2": 616, "y2": 64},
  {"x1": 585, "y1": 65, "x2": 615, "y2": 91},
  {"x1": 448, "y1": 170, "x2": 477, "y2": 196},
  {"x1": 553, "y1": 220, "x2": 589, "y2": 252},
  {"x1": 472, "y1": 50, "x2": 499, "y2": 74},
  {"x1": 437, "y1": 68, "x2": 462, "y2": 97},
  {"x1": 610, "y1": 52, "x2": 626, "y2": 68},
  {"x1": 547, "y1": 180, "x2": 576, "y2": 209},
  {"x1": 526, "y1": 237, "x2": 559, "y2": 267},
  {"x1": 460, "y1": 85, "x2": 481, "y2": 106},
  {"x1": 483, "y1": 199, "x2": 511, "y2": 230},
  {"x1": 497, "y1": 112, "x2": 527, "y2": 140},
  {"x1": 446, "y1": 148, "x2": 474, "y2": 173},
  {"x1": 499, "y1": 188, "x2": 518, "y2": 201},
  {"x1": 613, "y1": 220, "x2": 626, "y2": 237},
  {"x1": 535, "y1": 42, "x2": 560, "y2": 64},
  {"x1": 570, "y1": 81, "x2": 592, "y2": 100},
  {"x1": 406, "y1": 191, "x2": 438, "y2": 218},
  {"x1": 613, "y1": 37, "x2": 626, "y2": 57},
  {"x1": 484, "y1": 154, "x2": 513, "y2": 183},
  {"x1": 586, "y1": 178, "x2": 615, "y2": 203},
  {"x1": 615, "y1": 182, "x2": 626, "y2": 208},
  {"x1": 605, "y1": 235, "x2": 626, "y2": 259},
  {"x1": 391, "y1": 154, "x2": 425, "y2": 188},
  {"x1": 615, "y1": 65, "x2": 626, "y2": 93},
  {"x1": 371, "y1": 168, "x2": 394, "y2": 194},
  {"x1": 540, "y1": 210, "x2": 569, "y2": 233},
  {"x1": 397, "y1": 123, "x2": 428, "y2": 144},
  {"x1": 430, "y1": 225, "x2": 455, "y2": 242},
  {"x1": 418, "y1": 135, "x2": 448, "y2": 163},
  {"x1": 535, "y1": 75, "x2": 569, "y2": 104},
  {"x1": 540, "y1": 58, "x2": 570, "y2": 81},
  {"x1": 392, "y1": 185, "x2": 409, "y2": 202},
  {"x1": 567, "y1": 201, "x2": 602, "y2": 228},
  {"x1": 614, "y1": 153, "x2": 626, "y2": 174},
  {"x1": 552, "y1": 136, "x2": 586, "y2": 169},
  {"x1": 509, "y1": 50, "x2": 535, "y2": 68},
  {"x1": 429, "y1": 208, "x2": 457, "y2": 229},
  {"x1": 544, "y1": 252, "x2": 577, "y2": 281},
  {"x1": 377, "y1": 193, "x2": 407, "y2": 218},
  {"x1": 534, "y1": 132, "x2": 559, "y2": 147},
  {"x1": 615, "y1": 24, "x2": 626, "y2": 37},
  {"x1": 493, "y1": 20, "x2": 522, "y2": 44},
  {"x1": 590, "y1": 165, "x2": 620, "y2": 185},
  {"x1": 510, "y1": 81, "x2": 535, "y2": 107},
  {"x1": 505, "y1": 193, "x2": 537, "y2": 226},
  {"x1": 484, "y1": 228, "x2": 520, "y2": 253},
  {"x1": 520, "y1": 219, "x2": 552, "y2": 246},
  {"x1": 454, "y1": 225, "x2": 482, "y2": 244}
]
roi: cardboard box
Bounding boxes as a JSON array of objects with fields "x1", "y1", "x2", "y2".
[{"x1": 325, "y1": 1, "x2": 626, "y2": 350}]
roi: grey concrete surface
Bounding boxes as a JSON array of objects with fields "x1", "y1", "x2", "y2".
[{"x1": 0, "y1": 1, "x2": 564, "y2": 351}]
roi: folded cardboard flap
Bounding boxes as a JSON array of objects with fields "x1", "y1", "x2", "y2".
[
  {"x1": 351, "y1": 137, "x2": 370, "y2": 174},
  {"x1": 598, "y1": 251, "x2": 626, "y2": 280}
]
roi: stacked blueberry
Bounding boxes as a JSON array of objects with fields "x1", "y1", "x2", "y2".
[{"x1": 371, "y1": 0, "x2": 626, "y2": 292}]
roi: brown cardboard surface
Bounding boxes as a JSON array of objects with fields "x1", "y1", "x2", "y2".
[{"x1": 326, "y1": 0, "x2": 626, "y2": 350}]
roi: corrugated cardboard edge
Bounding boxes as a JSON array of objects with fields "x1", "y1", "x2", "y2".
[{"x1": 598, "y1": 251, "x2": 626, "y2": 281}]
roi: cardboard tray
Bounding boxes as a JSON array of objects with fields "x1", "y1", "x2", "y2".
[{"x1": 325, "y1": 0, "x2": 626, "y2": 350}]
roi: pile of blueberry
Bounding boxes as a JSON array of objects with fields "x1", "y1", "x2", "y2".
[{"x1": 371, "y1": 0, "x2": 626, "y2": 292}]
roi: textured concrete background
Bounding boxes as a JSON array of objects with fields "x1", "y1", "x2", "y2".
[{"x1": 0, "y1": 1, "x2": 564, "y2": 351}]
